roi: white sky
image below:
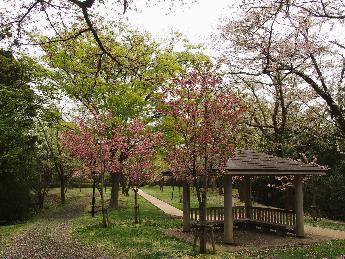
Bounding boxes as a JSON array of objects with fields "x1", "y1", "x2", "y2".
[{"x1": 123, "y1": 0, "x2": 231, "y2": 49}]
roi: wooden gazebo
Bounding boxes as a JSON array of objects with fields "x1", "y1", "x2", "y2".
[{"x1": 182, "y1": 150, "x2": 328, "y2": 244}]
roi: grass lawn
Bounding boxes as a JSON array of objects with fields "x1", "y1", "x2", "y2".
[
  {"x1": 71, "y1": 189, "x2": 236, "y2": 258},
  {"x1": 141, "y1": 185, "x2": 242, "y2": 210}
]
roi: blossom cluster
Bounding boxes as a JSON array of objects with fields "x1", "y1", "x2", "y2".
[{"x1": 158, "y1": 70, "x2": 244, "y2": 181}]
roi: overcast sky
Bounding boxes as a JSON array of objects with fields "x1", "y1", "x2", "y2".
[{"x1": 123, "y1": 0, "x2": 231, "y2": 47}]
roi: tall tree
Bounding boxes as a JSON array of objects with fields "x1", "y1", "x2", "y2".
[
  {"x1": 62, "y1": 115, "x2": 111, "y2": 227},
  {"x1": 0, "y1": 49, "x2": 39, "y2": 222},
  {"x1": 122, "y1": 119, "x2": 161, "y2": 224},
  {"x1": 36, "y1": 107, "x2": 73, "y2": 204},
  {"x1": 158, "y1": 68, "x2": 244, "y2": 253}
]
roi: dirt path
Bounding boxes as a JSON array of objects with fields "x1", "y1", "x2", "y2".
[
  {"x1": 305, "y1": 224, "x2": 345, "y2": 239},
  {"x1": 0, "y1": 194, "x2": 111, "y2": 259},
  {"x1": 137, "y1": 189, "x2": 183, "y2": 217}
]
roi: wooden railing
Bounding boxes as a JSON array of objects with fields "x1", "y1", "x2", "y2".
[
  {"x1": 233, "y1": 206, "x2": 246, "y2": 220},
  {"x1": 248, "y1": 207, "x2": 296, "y2": 227},
  {"x1": 190, "y1": 206, "x2": 245, "y2": 223},
  {"x1": 190, "y1": 206, "x2": 296, "y2": 229}
]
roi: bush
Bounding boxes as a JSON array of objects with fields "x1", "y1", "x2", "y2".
[{"x1": 0, "y1": 173, "x2": 33, "y2": 224}]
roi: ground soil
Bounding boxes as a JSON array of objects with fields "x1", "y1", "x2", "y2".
[
  {"x1": 164, "y1": 227, "x2": 339, "y2": 253},
  {"x1": 0, "y1": 194, "x2": 111, "y2": 259}
]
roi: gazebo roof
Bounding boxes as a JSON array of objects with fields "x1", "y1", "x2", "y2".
[{"x1": 224, "y1": 150, "x2": 328, "y2": 176}]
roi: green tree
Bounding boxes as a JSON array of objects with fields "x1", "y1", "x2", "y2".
[
  {"x1": 40, "y1": 26, "x2": 209, "y2": 208},
  {"x1": 36, "y1": 106, "x2": 74, "y2": 204},
  {"x1": 0, "y1": 49, "x2": 39, "y2": 223}
]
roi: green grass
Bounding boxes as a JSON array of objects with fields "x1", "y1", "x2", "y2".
[
  {"x1": 305, "y1": 218, "x2": 345, "y2": 232},
  {"x1": 248, "y1": 239, "x2": 345, "y2": 259},
  {"x1": 141, "y1": 185, "x2": 242, "y2": 210},
  {"x1": 72, "y1": 190, "x2": 236, "y2": 258}
]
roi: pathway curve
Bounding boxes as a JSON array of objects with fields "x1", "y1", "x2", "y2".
[
  {"x1": 0, "y1": 194, "x2": 111, "y2": 259},
  {"x1": 137, "y1": 189, "x2": 183, "y2": 217}
]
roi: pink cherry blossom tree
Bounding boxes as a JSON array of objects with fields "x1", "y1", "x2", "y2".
[
  {"x1": 158, "y1": 69, "x2": 244, "y2": 253},
  {"x1": 62, "y1": 113, "x2": 161, "y2": 225},
  {"x1": 62, "y1": 117, "x2": 111, "y2": 227},
  {"x1": 122, "y1": 119, "x2": 162, "y2": 223}
]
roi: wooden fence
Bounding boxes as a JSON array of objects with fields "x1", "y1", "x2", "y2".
[{"x1": 190, "y1": 206, "x2": 296, "y2": 230}]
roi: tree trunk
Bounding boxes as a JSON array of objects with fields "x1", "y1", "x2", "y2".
[
  {"x1": 60, "y1": 175, "x2": 65, "y2": 204},
  {"x1": 110, "y1": 173, "x2": 120, "y2": 209},
  {"x1": 212, "y1": 177, "x2": 216, "y2": 191},
  {"x1": 91, "y1": 179, "x2": 96, "y2": 217},
  {"x1": 100, "y1": 173, "x2": 109, "y2": 228},
  {"x1": 134, "y1": 188, "x2": 139, "y2": 224},
  {"x1": 37, "y1": 192, "x2": 44, "y2": 210},
  {"x1": 199, "y1": 200, "x2": 207, "y2": 253},
  {"x1": 183, "y1": 181, "x2": 190, "y2": 231},
  {"x1": 122, "y1": 184, "x2": 130, "y2": 196},
  {"x1": 160, "y1": 177, "x2": 164, "y2": 191}
]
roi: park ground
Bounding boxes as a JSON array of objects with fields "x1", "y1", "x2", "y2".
[{"x1": 0, "y1": 187, "x2": 345, "y2": 259}]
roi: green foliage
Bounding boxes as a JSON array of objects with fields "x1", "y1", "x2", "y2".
[
  {"x1": 0, "y1": 49, "x2": 39, "y2": 223},
  {"x1": 39, "y1": 25, "x2": 211, "y2": 124},
  {"x1": 40, "y1": 27, "x2": 173, "y2": 119}
]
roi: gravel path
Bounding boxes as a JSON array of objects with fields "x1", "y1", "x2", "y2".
[
  {"x1": 0, "y1": 195, "x2": 111, "y2": 259},
  {"x1": 137, "y1": 189, "x2": 183, "y2": 217}
]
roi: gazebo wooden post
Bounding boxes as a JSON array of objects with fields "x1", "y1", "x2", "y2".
[
  {"x1": 294, "y1": 175, "x2": 305, "y2": 237},
  {"x1": 183, "y1": 180, "x2": 191, "y2": 232},
  {"x1": 244, "y1": 176, "x2": 252, "y2": 219},
  {"x1": 224, "y1": 174, "x2": 234, "y2": 244}
]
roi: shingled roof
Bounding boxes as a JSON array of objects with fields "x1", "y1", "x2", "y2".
[{"x1": 224, "y1": 150, "x2": 328, "y2": 176}]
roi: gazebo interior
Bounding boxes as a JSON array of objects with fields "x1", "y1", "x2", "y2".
[{"x1": 178, "y1": 150, "x2": 328, "y2": 244}]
